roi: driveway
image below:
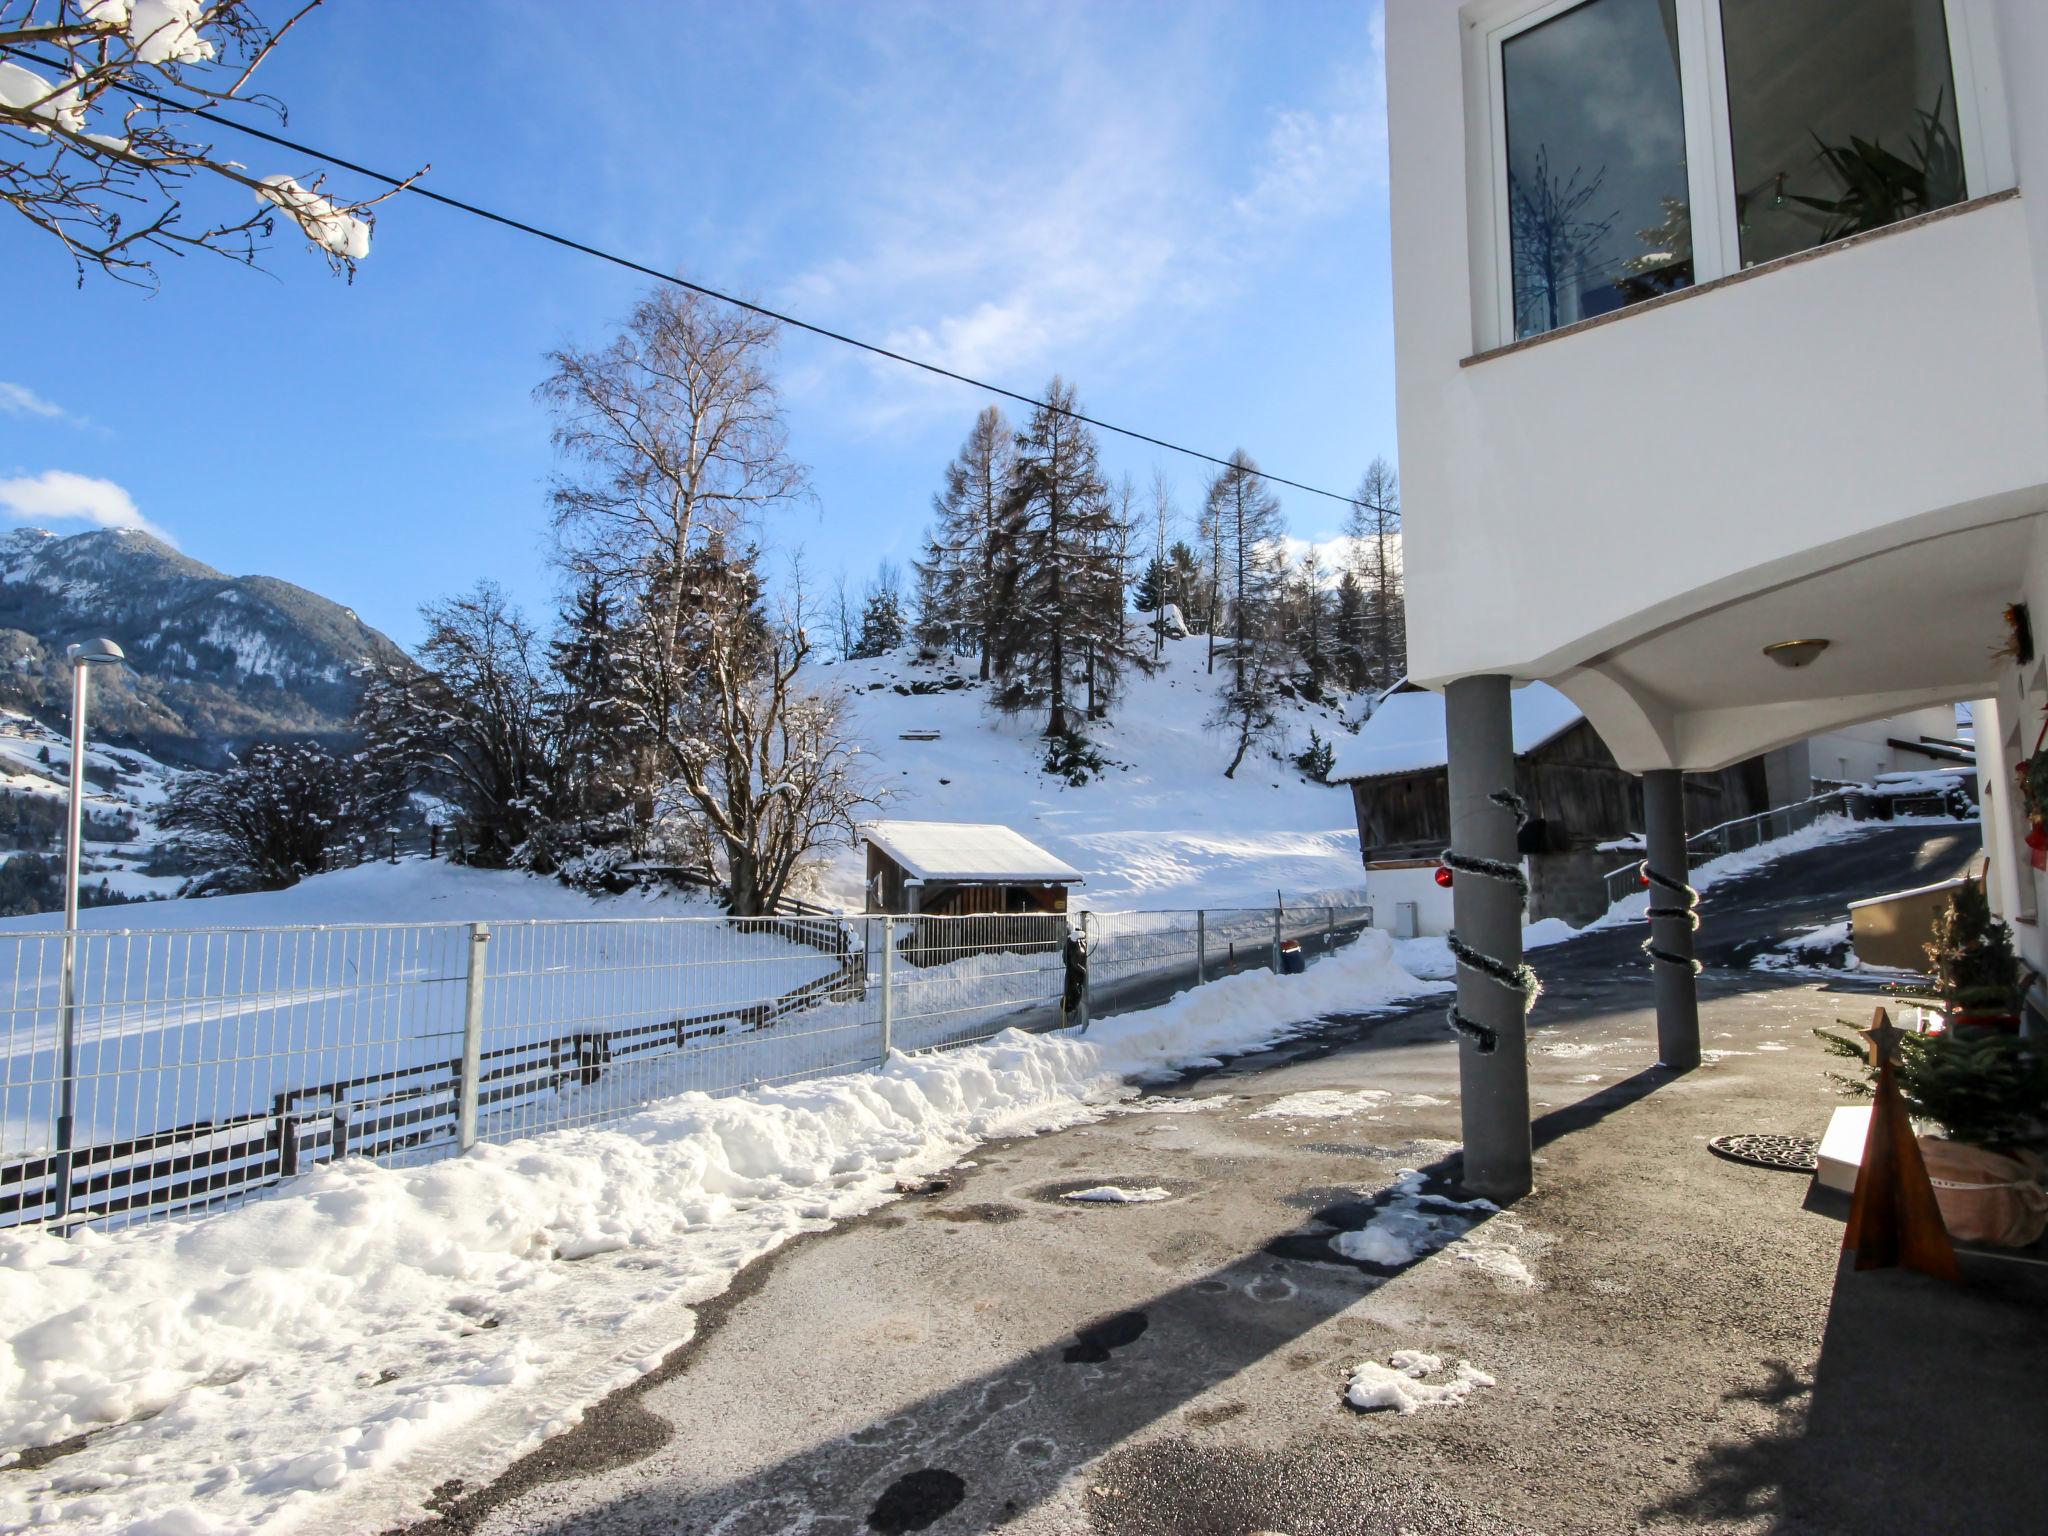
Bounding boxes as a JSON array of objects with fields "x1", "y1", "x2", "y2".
[{"x1": 411, "y1": 821, "x2": 2041, "y2": 1536}]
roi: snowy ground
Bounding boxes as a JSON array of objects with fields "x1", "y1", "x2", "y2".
[
  {"x1": 808, "y1": 638, "x2": 1370, "y2": 910},
  {"x1": 0, "y1": 933, "x2": 1442, "y2": 1536}
]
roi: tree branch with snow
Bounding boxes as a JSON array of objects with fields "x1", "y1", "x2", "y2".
[{"x1": 0, "y1": 1, "x2": 419, "y2": 285}]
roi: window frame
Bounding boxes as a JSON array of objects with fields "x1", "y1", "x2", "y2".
[{"x1": 1463, "y1": 0, "x2": 2014, "y2": 353}]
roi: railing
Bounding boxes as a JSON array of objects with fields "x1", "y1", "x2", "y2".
[
  {"x1": 0, "y1": 901, "x2": 1371, "y2": 1233},
  {"x1": 1599, "y1": 790, "x2": 1852, "y2": 907}
]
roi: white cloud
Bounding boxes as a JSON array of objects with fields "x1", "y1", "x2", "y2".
[
  {"x1": 775, "y1": 6, "x2": 1389, "y2": 433},
  {"x1": 0, "y1": 470, "x2": 172, "y2": 542},
  {"x1": 0, "y1": 382, "x2": 79, "y2": 425}
]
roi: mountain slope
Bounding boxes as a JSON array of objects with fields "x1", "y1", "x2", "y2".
[{"x1": 0, "y1": 527, "x2": 408, "y2": 766}]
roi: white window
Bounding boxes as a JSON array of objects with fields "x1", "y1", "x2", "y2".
[{"x1": 1470, "y1": 0, "x2": 2012, "y2": 347}]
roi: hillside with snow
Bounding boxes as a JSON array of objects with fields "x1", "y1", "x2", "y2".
[{"x1": 808, "y1": 633, "x2": 1367, "y2": 911}]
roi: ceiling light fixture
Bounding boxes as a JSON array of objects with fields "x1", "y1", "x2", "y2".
[{"x1": 1763, "y1": 638, "x2": 1831, "y2": 669}]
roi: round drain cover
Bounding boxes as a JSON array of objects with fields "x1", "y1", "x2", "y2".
[{"x1": 1708, "y1": 1133, "x2": 1819, "y2": 1173}]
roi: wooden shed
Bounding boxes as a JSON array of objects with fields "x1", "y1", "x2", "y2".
[
  {"x1": 862, "y1": 820, "x2": 1083, "y2": 917},
  {"x1": 1330, "y1": 683, "x2": 1770, "y2": 928}
]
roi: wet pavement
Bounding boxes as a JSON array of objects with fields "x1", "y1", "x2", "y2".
[{"x1": 406, "y1": 824, "x2": 2048, "y2": 1536}]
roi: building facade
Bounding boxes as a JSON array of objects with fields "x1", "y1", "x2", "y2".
[{"x1": 1383, "y1": 0, "x2": 2046, "y2": 1194}]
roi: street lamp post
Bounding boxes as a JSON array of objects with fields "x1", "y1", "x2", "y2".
[{"x1": 53, "y1": 638, "x2": 124, "y2": 1225}]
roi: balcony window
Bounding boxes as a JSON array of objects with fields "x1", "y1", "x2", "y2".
[
  {"x1": 1722, "y1": 0, "x2": 1964, "y2": 268},
  {"x1": 1502, "y1": 0, "x2": 1692, "y2": 339},
  {"x1": 1479, "y1": 0, "x2": 2001, "y2": 348}
]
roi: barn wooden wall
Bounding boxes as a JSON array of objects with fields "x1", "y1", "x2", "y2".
[{"x1": 1349, "y1": 719, "x2": 1771, "y2": 860}]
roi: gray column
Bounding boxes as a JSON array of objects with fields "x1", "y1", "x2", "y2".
[
  {"x1": 1445, "y1": 674, "x2": 1533, "y2": 1201},
  {"x1": 1642, "y1": 769, "x2": 1701, "y2": 1070}
]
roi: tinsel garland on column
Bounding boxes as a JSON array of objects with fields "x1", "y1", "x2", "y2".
[
  {"x1": 1639, "y1": 859, "x2": 1702, "y2": 973},
  {"x1": 1441, "y1": 789, "x2": 1543, "y2": 1054}
]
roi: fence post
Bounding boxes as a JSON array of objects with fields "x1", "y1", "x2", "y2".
[
  {"x1": 457, "y1": 923, "x2": 489, "y2": 1152},
  {"x1": 1271, "y1": 906, "x2": 1283, "y2": 973},
  {"x1": 879, "y1": 915, "x2": 895, "y2": 1062},
  {"x1": 1196, "y1": 910, "x2": 1207, "y2": 985}
]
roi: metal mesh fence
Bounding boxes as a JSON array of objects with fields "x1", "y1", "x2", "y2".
[{"x1": 0, "y1": 902, "x2": 1370, "y2": 1233}]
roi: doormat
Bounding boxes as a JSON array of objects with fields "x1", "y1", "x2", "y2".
[{"x1": 1708, "y1": 1133, "x2": 1820, "y2": 1173}]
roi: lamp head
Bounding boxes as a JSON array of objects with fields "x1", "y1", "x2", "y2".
[
  {"x1": 1762, "y1": 638, "x2": 1829, "y2": 670},
  {"x1": 66, "y1": 638, "x2": 125, "y2": 667}
]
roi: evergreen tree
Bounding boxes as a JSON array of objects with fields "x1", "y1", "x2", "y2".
[
  {"x1": 1133, "y1": 555, "x2": 1171, "y2": 614},
  {"x1": 1166, "y1": 540, "x2": 1203, "y2": 630},
  {"x1": 918, "y1": 405, "x2": 1015, "y2": 679},
  {"x1": 852, "y1": 577, "x2": 908, "y2": 659},
  {"x1": 989, "y1": 378, "x2": 1134, "y2": 740},
  {"x1": 548, "y1": 574, "x2": 641, "y2": 847}
]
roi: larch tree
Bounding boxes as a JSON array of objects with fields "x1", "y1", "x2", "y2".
[
  {"x1": 1202, "y1": 450, "x2": 1288, "y2": 777},
  {"x1": 989, "y1": 378, "x2": 1131, "y2": 743},
  {"x1": 1347, "y1": 456, "x2": 1405, "y2": 690},
  {"x1": 1, "y1": 0, "x2": 415, "y2": 285},
  {"x1": 917, "y1": 405, "x2": 1014, "y2": 679}
]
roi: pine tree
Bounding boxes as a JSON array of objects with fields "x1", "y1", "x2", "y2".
[
  {"x1": 852, "y1": 578, "x2": 907, "y2": 659},
  {"x1": 549, "y1": 574, "x2": 641, "y2": 847},
  {"x1": 919, "y1": 405, "x2": 1014, "y2": 679},
  {"x1": 989, "y1": 378, "x2": 1133, "y2": 741}
]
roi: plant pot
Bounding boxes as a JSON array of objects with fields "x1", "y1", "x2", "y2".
[{"x1": 1917, "y1": 1137, "x2": 2048, "y2": 1247}]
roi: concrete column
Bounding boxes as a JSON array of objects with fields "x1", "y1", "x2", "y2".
[
  {"x1": 1642, "y1": 769, "x2": 1702, "y2": 1071},
  {"x1": 1444, "y1": 674, "x2": 1532, "y2": 1201}
]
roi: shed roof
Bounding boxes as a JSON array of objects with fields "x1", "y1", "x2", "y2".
[
  {"x1": 863, "y1": 820, "x2": 1084, "y2": 884},
  {"x1": 1327, "y1": 683, "x2": 1586, "y2": 784}
]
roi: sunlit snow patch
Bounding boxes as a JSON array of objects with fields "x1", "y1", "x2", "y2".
[
  {"x1": 1345, "y1": 1351, "x2": 1495, "y2": 1414},
  {"x1": 1061, "y1": 1186, "x2": 1172, "y2": 1204}
]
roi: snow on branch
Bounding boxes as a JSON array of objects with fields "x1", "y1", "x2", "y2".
[{"x1": 0, "y1": 0, "x2": 422, "y2": 285}]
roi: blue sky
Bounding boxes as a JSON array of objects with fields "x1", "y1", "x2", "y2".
[{"x1": 0, "y1": 0, "x2": 1393, "y2": 648}]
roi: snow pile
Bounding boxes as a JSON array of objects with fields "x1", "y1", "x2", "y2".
[
  {"x1": 257, "y1": 176, "x2": 372, "y2": 261},
  {"x1": 1327, "y1": 1171, "x2": 1492, "y2": 1267},
  {"x1": 1061, "y1": 1185, "x2": 1171, "y2": 1204},
  {"x1": 1324, "y1": 1169, "x2": 1539, "y2": 1288},
  {"x1": 1344, "y1": 1351, "x2": 1495, "y2": 1415},
  {"x1": 0, "y1": 932, "x2": 1438, "y2": 1533}
]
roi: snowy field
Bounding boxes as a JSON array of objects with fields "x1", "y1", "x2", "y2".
[
  {"x1": 0, "y1": 933, "x2": 1444, "y2": 1536},
  {"x1": 808, "y1": 638, "x2": 1370, "y2": 909},
  {"x1": 0, "y1": 865, "x2": 857, "y2": 1179}
]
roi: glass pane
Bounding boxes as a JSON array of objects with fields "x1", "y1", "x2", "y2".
[
  {"x1": 1722, "y1": 0, "x2": 1964, "y2": 268},
  {"x1": 1503, "y1": 0, "x2": 1692, "y2": 340}
]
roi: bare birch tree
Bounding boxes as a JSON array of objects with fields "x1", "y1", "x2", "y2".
[{"x1": 660, "y1": 560, "x2": 879, "y2": 915}]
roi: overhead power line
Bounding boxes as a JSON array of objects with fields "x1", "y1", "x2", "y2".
[{"x1": 20, "y1": 55, "x2": 1360, "y2": 507}]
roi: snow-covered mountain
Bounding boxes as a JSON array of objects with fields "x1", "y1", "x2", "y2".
[
  {"x1": 808, "y1": 637, "x2": 1368, "y2": 910},
  {"x1": 0, "y1": 526, "x2": 408, "y2": 768}
]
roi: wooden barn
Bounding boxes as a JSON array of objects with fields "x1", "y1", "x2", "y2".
[
  {"x1": 1329, "y1": 683, "x2": 1773, "y2": 929},
  {"x1": 862, "y1": 820, "x2": 1083, "y2": 916}
]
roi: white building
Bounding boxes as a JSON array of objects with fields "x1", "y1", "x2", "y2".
[{"x1": 1383, "y1": 0, "x2": 2045, "y2": 1195}]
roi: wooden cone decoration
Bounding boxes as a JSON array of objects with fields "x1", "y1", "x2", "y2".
[{"x1": 1843, "y1": 1008, "x2": 1960, "y2": 1281}]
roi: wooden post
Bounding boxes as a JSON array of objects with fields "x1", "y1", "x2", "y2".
[{"x1": 1844, "y1": 1007, "x2": 1959, "y2": 1281}]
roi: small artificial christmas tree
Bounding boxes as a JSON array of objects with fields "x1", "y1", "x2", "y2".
[{"x1": 1924, "y1": 879, "x2": 2020, "y2": 1024}]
